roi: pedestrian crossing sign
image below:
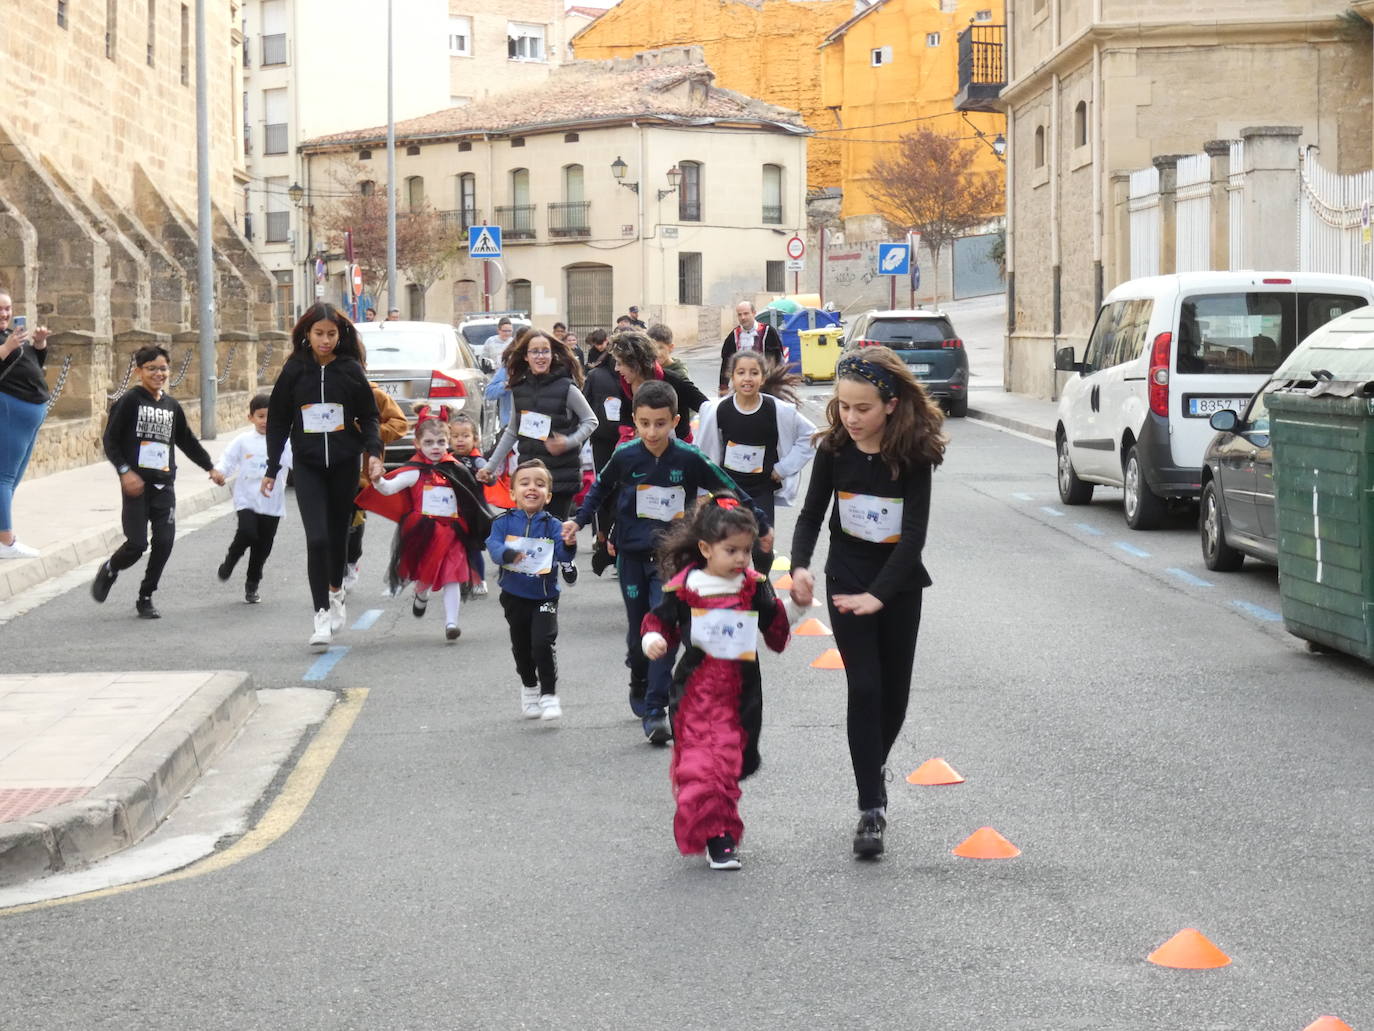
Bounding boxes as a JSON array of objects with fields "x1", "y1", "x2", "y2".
[{"x1": 468, "y1": 225, "x2": 502, "y2": 258}]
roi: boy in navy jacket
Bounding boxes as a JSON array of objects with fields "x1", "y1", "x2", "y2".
[
  {"x1": 562, "y1": 380, "x2": 772, "y2": 744},
  {"x1": 488, "y1": 459, "x2": 576, "y2": 722}
]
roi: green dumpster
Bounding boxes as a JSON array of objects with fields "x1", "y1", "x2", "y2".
[{"x1": 799, "y1": 327, "x2": 845, "y2": 384}]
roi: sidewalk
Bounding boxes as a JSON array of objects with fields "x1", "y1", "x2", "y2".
[{"x1": 965, "y1": 386, "x2": 1056, "y2": 441}]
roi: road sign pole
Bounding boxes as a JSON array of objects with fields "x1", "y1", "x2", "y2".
[
  {"x1": 483, "y1": 260, "x2": 490, "y2": 312},
  {"x1": 890, "y1": 275, "x2": 896, "y2": 309}
]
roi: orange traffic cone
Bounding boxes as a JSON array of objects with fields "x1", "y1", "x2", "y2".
[
  {"x1": 952, "y1": 826, "x2": 1020, "y2": 859},
  {"x1": 1302, "y1": 1018, "x2": 1354, "y2": 1031},
  {"x1": 794, "y1": 618, "x2": 832, "y2": 636},
  {"x1": 772, "y1": 572, "x2": 794, "y2": 590},
  {"x1": 810, "y1": 648, "x2": 844, "y2": 669},
  {"x1": 1146, "y1": 928, "x2": 1232, "y2": 969},
  {"x1": 907, "y1": 758, "x2": 965, "y2": 785}
]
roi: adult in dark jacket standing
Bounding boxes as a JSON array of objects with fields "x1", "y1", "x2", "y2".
[
  {"x1": 719, "y1": 301, "x2": 784, "y2": 393},
  {"x1": 0, "y1": 293, "x2": 52, "y2": 560},
  {"x1": 263, "y1": 303, "x2": 383, "y2": 650}
]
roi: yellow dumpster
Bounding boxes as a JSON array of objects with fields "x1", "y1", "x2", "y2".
[{"x1": 799, "y1": 327, "x2": 845, "y2": 384}]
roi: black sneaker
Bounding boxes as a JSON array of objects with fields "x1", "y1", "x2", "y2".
[
  {"x1": 217, "y1": 557, "x2": 234, "y2": 582},
  {"x1": 591, "y1": 541, "x2": 613, "y2": 577},
  {"x1": 135, "y1": 596, "x2": 161, "y2": 620},
  {"x1": 853, "y1": 808, "x2": 886, "y2": 859},
  {"x1": 91, "y1": 561, "x2": 117, "y2": 603},
  {"x1": 706, "y1": 834, "x2": 742, "y2": 871},
  {"x1": 245, "y1": 581, "x2": 260, "y2": 604},
  {"x1": 628, "y1": 683, "x2": 648, "y2": 718},
  {"x1": 644, "y1": 711, "x2": 672, "y2": 745},
  {"x1": 560, "y1": 560, "x2": 578, "y2": 587}
]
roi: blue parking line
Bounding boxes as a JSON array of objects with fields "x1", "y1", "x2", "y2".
[
  {"x1": 1113, "y1": 541, "x2": 1151, "y2": 558},
  {"x1": 1040, "y1": 506, "x2": 1064, "y2": 517},
  {"x1": 352, "y1": 608, "x2": 383, "y2": 631},
  {"x1": 304, "y1": 646, "x2": 351, "y2": 681},
  {"x1": 1166, "y1": 568, "x2": 1214, "y2": 588},
  {"x1": 1012, "y1": 492, "x2": 1034, "y2": 501},
  {"x1": 1074, "y1": 523, "x2": 1105, "y2": 536},
  {"x1": 1232, "y1": 600, "x2": 1283, "y2": 622}
]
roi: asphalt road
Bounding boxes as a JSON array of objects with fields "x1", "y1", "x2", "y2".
[{"x1": 1, "y1": 365, "x2": 1371, "y2": 1030}]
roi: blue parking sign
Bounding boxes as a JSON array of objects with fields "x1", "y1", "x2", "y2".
[
  {"x1": 877, "y1": 243, "x2": 910, "y2": 276},
  {"x1": 468, "y1": 225, "x2": 502, "y2": 259}
]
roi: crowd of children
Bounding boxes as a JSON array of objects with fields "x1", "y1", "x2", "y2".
[{"x1": 87, "y1": 306, "x2": 944, "y2": 871}]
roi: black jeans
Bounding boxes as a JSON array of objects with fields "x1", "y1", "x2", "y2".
[
  {"x1": 224, "y1": 510, "x2": 281, "y2": 584},
  {"x1": 293, "y1": 460, "x2": 359, "y2": 611},
  {"x1": 500, "y1": 592, "x2": 560, "y2": 695},
  {"x1": 748, "y1": 488, "x2": 776, "y2": 577},
  {"x1": 828, "y1": 586, "x2": 924, "y2": 811},
  {"x1": 109, "y1": 484, "x2": 177, "y2": 597}
]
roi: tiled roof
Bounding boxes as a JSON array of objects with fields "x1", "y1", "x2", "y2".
[
  {"x1": 566, "y1": 5, "x2": 607, "y2": 17},
  {"x1": 821, "y1": 0, "x2": 886, "y2": 46},
  {"x1": 301, "y1": 51, "x2": 808, "y2": 149}
]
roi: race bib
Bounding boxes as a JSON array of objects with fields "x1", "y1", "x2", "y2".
[
  {"x1": 137, "y1": 441, "x2": 170, "y2": 472},
  {"x1": 301, "y1": 402, "x2": 344, "y2": 433},
  {"x1": 724, "y1": 441, "x2": 765, "y2": 475},
  {"x1": 837, "y1": 491, "x2": 903, "y2": 544},
  {"x1": 690, "y1": 607, "x2": 759, "y2": 661},
  {"x1": 519, "y1": 410, "x2": 552, "y2": 440},
  {"x1": 242, "y1": 448, "x2": 268, "y2": 480},
  {"x1": 603, "y1": 396, "x2": 622, "y2": 421},
  {"x1": 420, "y1": 484, "x2": 457, "y2": 518},
  {"x1": 635, "y1": 484, "x2": 685, "y2": 521},
  {"x1": 503, "y1": 535, "x2": 555, "y2": 576}
]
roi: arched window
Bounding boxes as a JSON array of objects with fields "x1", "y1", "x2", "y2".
[
  {"x1": 509, "y1": 278, "x2": 532, "y2": 316},
  {"x1": 503, "y1": 169, "x2": 534, "y2": 239},
  {"x1": 762, "y1": 164, "x2": 783, "y2": 224},
  {"x1": 406, "y1": 283, "x2": 424, "y2": 320},
  {"x1": 453, "y1": 278, "x2": 479, "y2": 319},
  {"x1": 511, "y1": 168, "x2": 530, "y2": 206},
  {"x1": 359, "y1": 179, "x2": 376, "y2": 196},
  {"x1": 1074, "y1": 101, "x2": 1088, "y2": 148},
  {"x1": 554, "y1": 165, "x2": 589, "y2": 236},
  {"x1": 1034, "y1": 126, "x2": 1046, "y2": 169},
  {"x1": 679, "y1": 160, "x2": 702, "y2": 222},
  {"x1": 458, "y1": 173, "x2": 477, "y2": 229},
  {"x1": 406, "y1": 175, "x2": 425, "y2": 211}
]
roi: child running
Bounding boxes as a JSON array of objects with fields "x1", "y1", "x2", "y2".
[
  {"x1": 356, "y1": 406, "x2": 492, "y2": 642},
  {"x1": 486, "y1": 459, "x2": 575, "y2": 721},
  {"x1": 695, "y1": 351, "x2": 816, "y2": 577},
  {"x1": 641, "y1": 492, "x2": 790, "y2": 870},
  {"x1": 562, "y1": 380, "x2": 773, "y2": 744},
  {"x1": 215, "y1": 393, "x2": 292, "y2": 603},
  {"x1": 449, "y1": 413, "x2": 489, "y2": 598},
  {"x1": 91, "y1": 345, "x2": 226, "y2": 618},
  {"x1": 788, "y1": 347, "x2": 946, "y2": 860}
]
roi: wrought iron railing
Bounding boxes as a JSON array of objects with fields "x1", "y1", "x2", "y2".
[
  {"x1": 262, "y1": 33, "x2": 287, "y2": 66},
  {"x1": 496, "y1": 204, "x2": 537, "y2": 240},
  {"x1": 548, "y1": 201, "x2": 591, "y2": 237}
]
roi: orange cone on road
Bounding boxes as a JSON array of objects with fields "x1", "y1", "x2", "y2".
[
  {"x1": 810, "y1": 648, "x2": 845, "y2": 669},
  {"x1": 907, "y1": 758, "x2": 965, "y2": 785},
  {"x1": 952, "y1": 826, "x2": 1020, "y2": 859},
  {"x1": 794, "y1": 618, "x2": 832, "y2": 636},
  {"x1": 1302, "y1": 1018, "x2": 1354, "y2": 1031},
  {"x1": 1146, "y1": 928, "x2": 1232, "y2": 969},
  {"x1": 772, "y1": 572, "x2": 793, "y2": 590}
]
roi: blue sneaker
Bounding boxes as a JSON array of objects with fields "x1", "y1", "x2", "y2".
[
  {"x1": 628, "y1": 683, "x2": 648, "y2": 719},
  {"x1": 644, "y1": 710, "x2": 671, "y2": 745}
]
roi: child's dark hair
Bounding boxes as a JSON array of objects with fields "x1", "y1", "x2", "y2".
[
  {"x1": 134, "y1": 344, "x2": 170, "y2": 366},
  {"x1": 289, "y1": 303, "x2": 363, "y2": 362},
  {"x1": 608, "y1": 330, "x2": 658, "y2": 379},
  {"x1": 726, "y1": 350, "x2": 801, "y2": 406},
  {"x1": 449, "y1": 412, "x2": 478, "y2": 440},
  {"x1": 658, "y1": 490, "x2": 759, "y2": 578},
  {"x1": 633, "y1": 379, "x2": 678, "y2": 416},
  {"x1": 647, "y1": 323, "x2": 673, "y2": 347},
  {"x1": 512, "y1": 458, "x2": 553, "y2": 491},
  {"x1": 586, "y1": 327, "x2": 608, "y2": 348},
  {"x1": 412, "y1": 404, "x2": 452, "y2": 441},
  {"x1": 249, "y1": 392, "x2": 271, "y2": 414}
]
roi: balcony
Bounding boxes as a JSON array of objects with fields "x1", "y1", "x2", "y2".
[
  {"x1": 548, "y1": 201, "x2": 591, "y2": 237},
  {"x1": 955, "y1": 23, "x2": 1005, "y2": 113},
  {"x1": 762, "y1": 204, "x2": 783, "y2": 225},
  {"x1": 262, "y1": 33, "x2": 287, "y2": 66},
  {"x1": 495, "y1": 204, "x2": 537, "y2": 241},
  {"x1": 264, "y1": 122, "x2": 288, "y2": 155},
  {"x1": 265, "y1": 211, "x2": 290, "y2": 244},
  {"x1": 438, "y1": 208, "x2": 483, "y2": 232}
]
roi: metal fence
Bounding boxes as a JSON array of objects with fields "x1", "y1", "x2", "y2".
[
  {"x1": 1299, "y1": 153, "x2": 1374, "y2": 278},
  {"x1": 1228, "y1": 141, "x2": 1246, "y2": 271},
  {"x1": 1128, "y1": 167, "x2": 1161, "y2": 279},
  {"x1": 496, "y1": 204, "x2": 536, "y2": 240},
  {"x1": 1174, "y1": 153, "x2": 1211, "y2": 273},
  {"x1": 548, "y1": 201, "x2": 591, "y2": 237}
]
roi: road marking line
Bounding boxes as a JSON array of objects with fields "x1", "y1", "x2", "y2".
[
  {"x1": 303, "y1": 646, "x2": 350, "y2": 682},
  {"x1": 1113, "y1": 541, "x2": 1151, "y2": 558},
  {"x1": 0, "y1": 688, "x2": 369, "y2": 918},
  {"x1": 1231, "y1": 600, "x2": 1283, "y2": 622},
  {"x1": 1040, "y1": 506, "x2": 1064, "y2": 517},
  {"x1": 351, "y1": 609, "x2": 383, "y2": 631},
  {"x1": 1012, "y1": 492, "x2": 1034, "y2": 501},
  {"x1": 1074, "y1": 523, "x2": 1104, "y2": 536},
  {"x1": 1166, "y1": 568, "x2": 1214, "y2": 588}
]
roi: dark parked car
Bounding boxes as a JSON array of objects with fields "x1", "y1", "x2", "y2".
[
  {"x1": 843, "y1": 308, "x2": 968, "y2": 416},
  {"x1": 1199, "y1": 390, "x2": 1275, "y2": 570}
]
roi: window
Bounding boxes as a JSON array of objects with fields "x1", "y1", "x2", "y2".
[
  {"x1": 762, "y1": 164, "x2": 783, "y2": 224},
  {"x1": 564, "y1": 132, "x2": 579, "y2": 143},
  {"x1": 407, "y1": 283, "x2": 425, "y2": 321},
  {"x1": 458, "y1": 141, "x2": 472, "y2": 153},
  {"x1": 263, "y1": 88, "x2": 288, "y2": 154},
  {"x1": 179, "y1": 4, "x2": 189, "y2": 84},
  {"x1": 679, "y1": 161, "x2": 702, "y2": 222},
  {"x1": 499, "y1": 169, "x2": 535, "y2": 239},
  {"x1": 453, "y1": 279, "x2": 479, "y2": 317},
  {"x1": 1034, "y1": 126, "x2": 1045, "y2": 169},
  {"x1": 242, "y1": 91, "x2": 250, "y2": 153},
  {"x1": 406, "y1": 176, "x2": 425, "y2": 211},
  {"x1": 552, "y1": 165, "x2": 590, "y2": 236},
  {"x1": 1074, "y1": 101, "x2": 1088, "y2": 149},
  {"x1": 563, "y1": 164, "x2": 584, "y2": 203},
  {"x1": 1175, "y1": 292, "x2": 1364, "y2": 376},
  {"x1": 926, "y1": 32, "x2": 941, "y2": 47},
  {"x1": 448, "y1": 16, "x2": 471, "y2": 56},
  {"x1": 273, "y1": 270, "x2": 294, "y2": 331},
  {"x1": 509, "y1": 279, "x2": 532, "y2": 315},
  {"x1": 58, "y1": 1, "x2": 68, "y2": 29},
  {"x1": 242, "y1": 186, "x2": 252, "y2": 239},
  {"x1": 261, "y1": 0, "x2": 286, "y2": 65},
  {"x1": 106, "y1": 0, "x2": 118, "y2": 59},
  {"x1": 265, "y1": 177, "x2": 290, "y2": 243},
  {"x1": 765, "y1": 261, "x2": 785, "y2": 293},
  {"x1": 458, "y1": 173, "x2": 477, "y2": 229},
  {"x1": 360, "y1": 180, "x2": 376, "y2": 196},
  {"x1": 511, "y1": 137, "x2": 526, "y2": 148},
  {"x1": 974, "y1": 9, "x2": 993, "y2": 20},
  {"x1": 511, "y1": 168, "x2": 530, "y2": 207},
  {"x1": 146, "y1": 0, "x2": 155, "y2": 65},
  {"x1": 406, "y1": 145, "x2": 420, "y2": 156},
  {"x1": 359, "y1": 149, "x2": 372, "y2": 160},
  {"x1": 870, "y1": 46, "x2": 893, "y2": 67},
  {"x1": 507, "y1": 22, "x2": 545, "y2": 62},
  {"x1": 678, "y1": 253, "x2": 702, "y2": 305}
]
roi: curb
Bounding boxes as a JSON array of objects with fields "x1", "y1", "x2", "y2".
[
  {"x1": 966, "y1": 406, "x2": 1055, "y2": 442},
  {"x1": 0, "y1": 671, "x2": 258, "y2": 888},
  {"x1": 0, "y1": 483, "x2": 232, "y2": 604}
]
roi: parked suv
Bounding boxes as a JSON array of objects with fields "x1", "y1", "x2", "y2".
[
  {"x1": 357, "y1": 320, "x2": 498, "y2": 463},
  {"x1": 844, "y1": 309, "x2": 968, "y2": 416},
  {"x1": 457, "y1": 311, "x2": 531, "y2": 369},
  {"x1": 1053, "y1": 271, "x2": 1374, "y2": 529}
]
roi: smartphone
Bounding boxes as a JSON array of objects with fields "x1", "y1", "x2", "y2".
[{"x1": 11, "y1": 315, "x2": 25, "y2": 330}]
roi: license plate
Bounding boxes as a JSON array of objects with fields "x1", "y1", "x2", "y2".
[
  {"x1": 911, "y1": 364, "x2": 931, "y2": 375},
  {"x1": 377, "y1": 381, "x2": 406, "y2": 398},
  {"x1": 1187, "y1": 396, "x2": 1247, "y2": 417}
]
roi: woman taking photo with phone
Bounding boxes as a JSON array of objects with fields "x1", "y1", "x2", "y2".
[{"x1": 0, "y1": 293, "x2": 52, "y2": 560}]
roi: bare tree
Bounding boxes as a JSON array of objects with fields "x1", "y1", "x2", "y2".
[
  {"x1": 399, "y1": 205, "x2": 463, "y2": 319},
  {"x1": 866, "y1": 128, "x2": 1003, "y2": 301}
]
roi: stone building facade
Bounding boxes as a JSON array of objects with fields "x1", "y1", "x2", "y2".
[{"x1": 1, "y1": 1, "x2": 278, "y2": 476}]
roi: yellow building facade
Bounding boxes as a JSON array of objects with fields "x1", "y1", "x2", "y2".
[
  {"x1": 569, "y1": 0, "x2": 854, "y2": 189},
  {"x1": 819, "y1": 0, "x2": 1005, "y2": 222}
]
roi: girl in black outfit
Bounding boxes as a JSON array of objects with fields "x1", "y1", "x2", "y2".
[
  {"x1": 788, "y1": 347, "x2": 946, "y2": 860},
  {"x1": 263, "y1": 303, "x2": 383, "y2": 651}
]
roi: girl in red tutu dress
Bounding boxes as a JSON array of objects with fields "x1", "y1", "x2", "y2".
[
  {"x1": 357, "y1": 406, "x2": 491, "y2": 642},
  {"x1": 641, "y1": 492, "x2": 790, "y2": 870}
]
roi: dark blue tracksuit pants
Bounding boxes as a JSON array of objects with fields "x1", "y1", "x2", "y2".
[{"x1": 618, "y1": 549, "x2": 675, "y2": 721}]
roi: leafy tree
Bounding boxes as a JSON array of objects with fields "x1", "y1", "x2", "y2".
[{"x1": 866, "y1": 128, "x2": 1003, "y2": 301}]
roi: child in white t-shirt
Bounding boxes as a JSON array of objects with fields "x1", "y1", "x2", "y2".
[{"x1": 215, "y1": 393, "x2": 292, "y2": 603}]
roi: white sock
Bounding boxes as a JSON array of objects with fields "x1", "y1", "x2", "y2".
[{"x1": 443, "y1": 583, "x2": 461, "y2": 625}]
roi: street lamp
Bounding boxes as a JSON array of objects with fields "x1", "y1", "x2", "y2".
[
  {"x1": 287, "y1": 181, "x2": 305, "y2": 206},
  {"x1": 992, "y1": 133, "x2": 1007, "y2": 158},
  {"x1": 611, "y1": 155, "x2": 638, "y2": 193},
  {"x1": 657, "y1": 165, "x2": 682, "y2": 201}
]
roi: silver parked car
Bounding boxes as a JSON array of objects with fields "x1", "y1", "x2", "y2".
[{"x1": 356, "y1": 320, "x2": 498, "y2": 463}]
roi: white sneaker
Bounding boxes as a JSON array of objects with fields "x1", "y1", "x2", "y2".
[
  {"x1": 0, "y1": 539, "x2": 39, "y2": 560},
  {"x1": 341, "y1": 563, "x2": 359, "y2": 592},
  {"x1": 328, "y1": 588, "x2": 346, "y2": 633},
  {"x1": 539, "y1": 694, "x2": 562, "y2": 721},
  {"x1": 521, "y1": 685, "x2": 541, "y2": 719},
  {"x1": 472, "y1": 580, "x2": 488, "y2": 598},
  {"x1": 309, "y1": 609, "x2": 332, "y2": 651}
]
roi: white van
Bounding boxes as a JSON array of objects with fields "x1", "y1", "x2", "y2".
[{"x1": 1053, "y1": 271, "x2": 1374, "y2": 529}]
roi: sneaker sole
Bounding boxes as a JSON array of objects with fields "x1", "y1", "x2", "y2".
[
  {"x1": 646, "y1": 727, "x2": 671, "y2": 745},
  {"x1": 853, "y1": 838, "x2": 884, "y2": 859},
  {"x1": 522, "y1": 709, "x2": 543, "y2": 719},
  {"x1": 309, "y1": 639, "x2": 330, "y2": 652},
  {"x1": 708, "y1": 858, "x2": 742, "y2": 871}
]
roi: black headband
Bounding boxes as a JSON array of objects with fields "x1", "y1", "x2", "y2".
[{"x1": 836, "y1": 353, "x2": 899, "y2": 401}]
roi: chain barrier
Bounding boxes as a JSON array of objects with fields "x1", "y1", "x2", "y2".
[
  {"x1": 216, "y1": 338, "x2": 241, "y2": 386},
  {"x1": 168, "y1": 347, "x2": 194, "y2": 389},
  {"x1": 106, "y1": 353, "x2": 136, "y2": 402},
  {"x1": 256, "y1": 336, "x2": 275, "y2": 381},
  {"x1": 44, "y1": 353, "x2": 74, "y2": 414}
]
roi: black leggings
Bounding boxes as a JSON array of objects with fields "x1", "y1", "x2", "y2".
[
  {"x1": 828, "y1": 586, "x2": 924, "y2": 811},
  {"x1": 223, "y1": 510, "x2": 281, "y2": 584},
  {"x1": 293, "y1": 461, "x2": 359, "y2": 611},
  {"x1": 746, "y1": 488, "x2": 776, "y2": 577},
  {"x1": 547, "y1": 492, "x2": 574, "y2": 521},
  {"x1": 500, "y1": 593, "x2": 560, "y2": 694},
  {"x1": 109, "y1": 485, "x2": 177, "y2": 597}
]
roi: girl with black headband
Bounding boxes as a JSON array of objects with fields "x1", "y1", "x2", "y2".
[{"x1": 788, "y1": 346, "x2": 947, "y2": 859}]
